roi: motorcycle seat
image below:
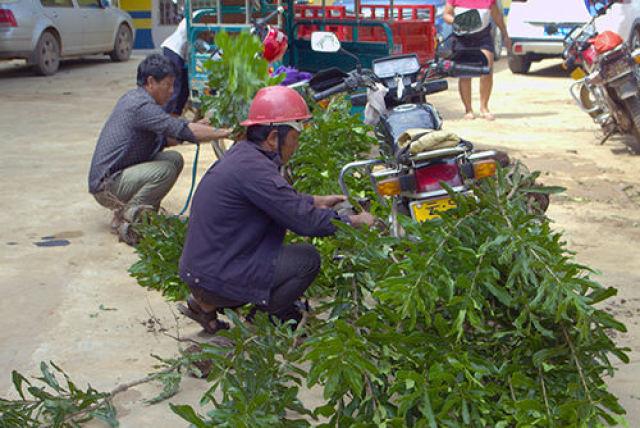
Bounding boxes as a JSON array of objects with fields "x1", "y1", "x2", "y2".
[{"x1": 397, "y1": 128, "x2": 461, "y2": 155}]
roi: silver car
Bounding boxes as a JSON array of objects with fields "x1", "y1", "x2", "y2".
[{"x1": 0, "y1": 0, "x2": 134, "y2": 75}]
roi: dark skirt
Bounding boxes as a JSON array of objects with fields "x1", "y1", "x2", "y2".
[{"x1": 453, "y1": 25, "x2": 495, "y2": 56}]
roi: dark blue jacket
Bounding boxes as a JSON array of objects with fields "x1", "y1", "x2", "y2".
[{"x1": 179, "y1": 140, "x2": 341, "y2": 305}]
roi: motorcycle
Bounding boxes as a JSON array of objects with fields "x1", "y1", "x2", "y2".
[
  {"x1": 563, "y1": 0, "x2": 640, "y2": 153},
  {"x1": 308, "y1": 11, "x2": 516, "y2": 237}
]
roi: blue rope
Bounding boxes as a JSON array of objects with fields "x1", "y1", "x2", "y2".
[{"x1": 178, "y1": 143, "x2": 200, "y2": 216}]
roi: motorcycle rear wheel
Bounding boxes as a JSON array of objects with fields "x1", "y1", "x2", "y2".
[{"x1": 622, "y1": 96, "x2": 640, "y2": 154}]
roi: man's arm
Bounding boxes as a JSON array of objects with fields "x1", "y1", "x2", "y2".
[
  {"x1": 443, "y1": 3, "x2": 455, "y2": 25},
  {"x1": 136, "y1": 101, "x2": 230, "y2": 143},
  {"x1": 187, "y1": 122, "x2": 232, "y2": 142},
  {"x1": 312, "y1": 194, "x2": 374, "y2": 227},
  {"x1": 241, "y1": 170, "x2": 352, "y2": 237}
]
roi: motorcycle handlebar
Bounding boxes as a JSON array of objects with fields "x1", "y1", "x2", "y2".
[
  {"x1": 449, "y1": 63, "x2": 490, "y2": 77},
  {"x1": 312, "y1": 82, "x2": 349, "y2": 101}
]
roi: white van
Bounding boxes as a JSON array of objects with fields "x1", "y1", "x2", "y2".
[{"x1": 506, "y1": 0, "x2": 640, "y2": 74}]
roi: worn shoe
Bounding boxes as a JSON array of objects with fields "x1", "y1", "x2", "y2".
[
  {"x1": 116, "y1": 222, "x2": 140, "y2": 246},
  {"x1": 110, "y1": 209, "x2": 124, "y2": 235},
  {"x1": 177, "y1": 295, "x2": 230, "y2": 335},
  {"x1": 122, "y1": 204, "x2": 155, "y2": 224}
]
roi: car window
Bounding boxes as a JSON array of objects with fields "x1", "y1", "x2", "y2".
[
  {"x1": 77, "y1": 0, "x2": 101, "y2": 7},
  {"x1": 40, "y1": 0, "x2": 74, "y2": 7}
]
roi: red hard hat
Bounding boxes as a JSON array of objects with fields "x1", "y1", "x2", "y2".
[
  {"x1": 241, "y1": 86, "x2": 312, "y2": 127},
  {"x1": 262, "y1": 26, "x2": 288, "y2": 63}
]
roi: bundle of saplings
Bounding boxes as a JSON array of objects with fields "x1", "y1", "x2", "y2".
[
  {"x1": 172, "y1": 165, "x2": 628, "y2": 427},
  {"x1": 301, "y1": 164, "x2": 629, "y2": 426}
]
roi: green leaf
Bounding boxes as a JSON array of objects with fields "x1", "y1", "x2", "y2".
[
  {"x1": 169, "y1": 404, "x2": 208, "y2": 428},
  {"x1": 11, "y1": 371, "x2": 30, "y2": 400},
  {"x1": 39, "y1": 362, "x2": 63, "y2": 393},
  {"x1": 532, "y1": 347, "x2": 566, "y2": 367},
  {"x1": 483, "y1": 281, "x2": 513, "y2": 307},
  {"x1": 585, "y1": 287, "x2": 617, "y2": 304},
  {"x1": 314, "y1": 403, "x2": 336, "y2": 418},
  {"x1": 520, "y1": 185, "x2": 566, "y2": 195},
  {"x1": 452, "y1": 309, "x2": 467, "y2": 341},
  {"x1": 419, "y1": 392, "x2": 437, "y2": 428}
]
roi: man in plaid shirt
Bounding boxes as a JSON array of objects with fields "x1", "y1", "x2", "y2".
[{"x1": 88, "y1": 54, "x2": 230, "y2": 244}]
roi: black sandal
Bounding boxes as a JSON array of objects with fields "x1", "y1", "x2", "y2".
[{"x1": 177, "y1": 295, "x2": 230, "y2": 334}]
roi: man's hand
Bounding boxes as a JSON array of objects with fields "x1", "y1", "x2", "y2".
[
  {"x1": 348, "y1": 211, "x2": 375, "y2": 228},
  {"x1": 313, "y1": 194, "x2": 347, "y2": 209},
  {"x1": 502, "y1": 34, "x2": 513, "y2": 52},
  {"x1": 188, "y1": 122, "x2": 233, "y2": 142},
  {"x1": 212, "y1": 127, "x2": 233, "y2": 139},
  {"x1": 196, "y1": 117, "x2": 210, "y2": 125}
]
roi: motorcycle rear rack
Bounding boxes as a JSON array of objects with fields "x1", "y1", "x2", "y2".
[
  {"x1": 402, "y1": 185, "x2": 468, "y2": 200},
  {"x1": 339, "y1": 159, "x2": 385, "y2": 202}
]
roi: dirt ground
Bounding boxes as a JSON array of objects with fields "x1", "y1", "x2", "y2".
[{"x1": 0, "y1": 55, "x2": 638, "y2": 426}]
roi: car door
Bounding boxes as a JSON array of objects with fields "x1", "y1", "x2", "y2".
[
  {"x1": 76, "y1": 0, "x2": 113, "y2": 52},
  {"x1": 39, "y1": 0, "x2": 83, "y2": 54}
]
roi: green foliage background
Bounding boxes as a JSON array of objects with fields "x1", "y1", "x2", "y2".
[
  {"x1": 201, "y1": 30, "x2": 284, "y2": 135},
  {"x1": 128, "y1": 214, "x2": 189, "y2": 301}
]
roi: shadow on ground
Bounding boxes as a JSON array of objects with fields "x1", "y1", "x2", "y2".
[
  {"x1": 527, "y1": 62, "x2": 569, "y2": 78},
  {"x1": 0, "y1": 57, "x2": 114, "y2": 79}
]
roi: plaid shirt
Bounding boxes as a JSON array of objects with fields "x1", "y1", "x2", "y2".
[{"x1": 88, "y1": 87, "x2": 197, "y2": 193}]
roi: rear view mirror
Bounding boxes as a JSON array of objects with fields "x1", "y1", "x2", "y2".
[
  {"x1": 453, "y1": 9, "x2": 482, "y2": 34},
  {"x1": 311, "y1": 32, "x2": 341, "y2": 53}
]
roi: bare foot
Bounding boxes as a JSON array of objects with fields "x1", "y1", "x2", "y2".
[
  {"x1": 480, "y1": 111, "x2": 495, "y2": 121},
  {"x1": 464, "y1": 112, "x2": 475, "y2": 120}
]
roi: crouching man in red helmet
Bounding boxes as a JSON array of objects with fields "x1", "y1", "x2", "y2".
[{"x1": 178, "y1": 86, "x2": 374, "y2": 333}]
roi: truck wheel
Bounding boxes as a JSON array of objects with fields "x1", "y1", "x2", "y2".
[
  {"x1": 493, "y1": 27, "x2": 503, "y2": 61},
  {"x1": 508, "y1": 54, "x2": 531, "y2": 74},
  {"x1": 33, "y1": 31, "x2": 60, "y2": 76},
  {"x1": 109, "y1": 24, "x2": 132, "y2": 62},
  {"x1": 623, "y1": 96, "x2": 640, "y2": 154}
]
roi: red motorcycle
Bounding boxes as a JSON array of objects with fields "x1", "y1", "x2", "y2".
[{"x1": 563, "y1": 0, "x2": 640, "y2": 153}]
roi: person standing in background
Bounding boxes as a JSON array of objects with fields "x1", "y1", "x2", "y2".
[
  {"x1": 161, "y1": 18, "x2": 189, "y2": 116},
  {"x1": 444, "y1": 0, "x2": 511, "y2": 121}
]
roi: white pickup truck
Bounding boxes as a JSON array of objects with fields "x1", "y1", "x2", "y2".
[{"x1": 507, "y1": 0, "x2": 640, "y2": 74}]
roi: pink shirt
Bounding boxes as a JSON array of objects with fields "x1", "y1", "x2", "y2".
[
  {"x1": 447, "y1": 0, "x2": 495, "y2": 9},
  {"x1": 447, "y1": 0, "x2": 496, "y2": 32}
]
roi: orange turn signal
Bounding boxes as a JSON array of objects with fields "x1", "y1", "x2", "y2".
[
  {"x1": 634, "y1": 54, "x2": 640, "y2": 65},
  {"x1": 317, "y1": 99, "x2": 330, "y2": 109},
  {"x1": 376, "y1": 177, "x2": 401, "y2": 196},
  {"x1": 473, "y1": 159, "x2": 497, "y2": 180}
]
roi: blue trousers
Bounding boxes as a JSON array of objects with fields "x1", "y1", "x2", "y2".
[{"x1": 162, "y1": 47, "x2": 189, "y2": 115}]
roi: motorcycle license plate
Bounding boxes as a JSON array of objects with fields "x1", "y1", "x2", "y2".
[
  {"x1": 571, "y1": 67, "x2": 586, "y2": 80},
  {"x1": 410, "y1": 197, "x2": 457, "y2": 222},
  {"x1": 544, "y1": 25, "x2": 573, "y2": 37}
]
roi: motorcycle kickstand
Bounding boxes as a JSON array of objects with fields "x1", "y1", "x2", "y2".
[{"x1": 599, "y1": 129, "x2": 616, "y2": 145}]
